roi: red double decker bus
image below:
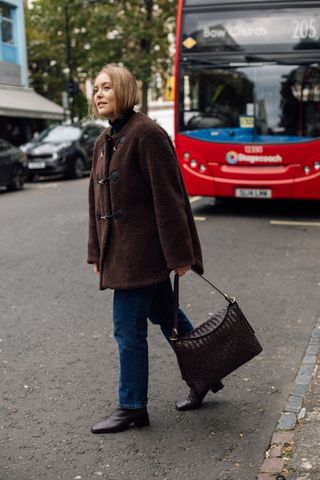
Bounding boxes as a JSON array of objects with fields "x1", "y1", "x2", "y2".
[{"x1": 174, "y1": 0, "x2": 320, "y2": 199}]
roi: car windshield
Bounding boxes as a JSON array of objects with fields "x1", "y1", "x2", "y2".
[
  {"x1": 178, "y1": 62, "x2": 320, "y2": 143},
  {"x1": 37, "y1": 126, "x2": 82, "y2": 143}
]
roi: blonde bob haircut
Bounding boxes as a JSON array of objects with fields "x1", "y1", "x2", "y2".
[{"x1": 91, "y1": 64, "x2": 141, "y2": 119}]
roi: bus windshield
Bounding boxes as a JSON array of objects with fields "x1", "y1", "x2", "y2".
[{"x1": 179, "y1": 63, "x2": 320, "y2": 143}]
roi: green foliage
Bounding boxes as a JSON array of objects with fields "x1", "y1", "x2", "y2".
[{"x1": 25, "y1": 0, "x2": 177, "y2": 118}]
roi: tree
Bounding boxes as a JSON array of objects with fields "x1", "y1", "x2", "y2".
[
  {"x1": 114, "y1": 0, "x2": 176, "y2": 113},
  {"x1": 26, "y1": 0, "x2": 120, "y2": 120},
  {"x1": 25, "y1": 0, "x2": 177, "y2": 117}
]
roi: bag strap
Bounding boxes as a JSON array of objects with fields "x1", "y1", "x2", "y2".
[{"x1": 170, "y1": 272, "x2": 235, "y2": 341}]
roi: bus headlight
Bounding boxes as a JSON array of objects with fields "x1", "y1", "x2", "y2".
[
  {"x1": 199, "y1": 164, "x2": 207, "y2": 173},
  {"x1": 190, "y1": 159, "x2": 197, "y2": 168},
  {"x1": 314, "y1": 161, "x2": 320, "y2": 170},
  {"x1": 183, "y1": 152, "x2": 190, "y2": 161},
  {"x1": 304, "y1": 166, "x2": 311, "y2": 174}
]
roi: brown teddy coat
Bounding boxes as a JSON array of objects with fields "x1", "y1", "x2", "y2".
[{"x1": 87, "y1": 112, "x2": 203, "y2": 290}]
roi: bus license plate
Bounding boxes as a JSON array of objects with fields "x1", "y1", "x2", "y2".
[{"x1": 235, "y1": 188, "x2": 272, "y2": 199}]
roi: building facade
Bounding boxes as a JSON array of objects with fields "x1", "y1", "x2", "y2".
[{"x1": 0, "y1": 0, "x2": 63, "y2": 145}]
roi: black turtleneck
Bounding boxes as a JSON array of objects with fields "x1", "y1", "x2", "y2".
[{"x1": 109, "y1": 108, "x2": 135, "y2": 134}]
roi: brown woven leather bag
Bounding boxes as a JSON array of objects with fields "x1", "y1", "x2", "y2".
[{"x1": 171, "y1": 273, "x2": 263, "y2": 394}]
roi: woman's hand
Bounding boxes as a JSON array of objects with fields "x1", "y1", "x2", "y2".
[
  {"x1": 93, "y1": 263, "x2": 100, "y2": 277},
  {"x1": 174, "y1": 265, "x2": 191, "y2": 276}
]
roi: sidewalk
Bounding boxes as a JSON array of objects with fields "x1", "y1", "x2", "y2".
[
  {"x1": 285, "y1": 362, "x2": 320, "y2": 479},
  {"x1": 258, "y1": 323, "x2": 320, "y2": 480}
]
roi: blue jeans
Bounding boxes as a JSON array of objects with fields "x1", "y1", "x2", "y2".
[{"x1": 113, "y1": 276, "x2": 193, "y2": 409}]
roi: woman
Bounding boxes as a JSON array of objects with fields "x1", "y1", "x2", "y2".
[{"x1": 87, "y1": 65, "x2": 223, "y2": 434}]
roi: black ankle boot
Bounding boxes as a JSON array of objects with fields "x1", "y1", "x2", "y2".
[
  {"x1": 91, "y1": 407, "x2": 149, "y2": 434},
  {"x1": 175, "y1": 381, "x2": 224, "y2": 411},
  {"x1": 211, "y1": 380, "x2": 224, "y2": 394}
]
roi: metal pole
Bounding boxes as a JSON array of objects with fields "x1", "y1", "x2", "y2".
[{"x1": 64, "y1": 4, "x2": 74, "y2": 123}]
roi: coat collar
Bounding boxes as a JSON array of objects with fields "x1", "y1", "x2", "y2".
[
  {"x1": 103, "y1": 110, "x2": 143, "y2": 142},
  {"x1": 109, "y1": 108, "x2": 135, "y2": 134}
]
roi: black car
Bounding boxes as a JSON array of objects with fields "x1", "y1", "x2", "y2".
[
  {"x1": 0, "y1": 138, "x2": 27, "y2": 191},
  {"x1": 22, "y1": 123, "x2": 104, "y2": 180}
]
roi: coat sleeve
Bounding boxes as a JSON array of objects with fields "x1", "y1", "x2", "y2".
[
  {"x1": 87, "y1": 145, "x2": 100, "y2": 265},
  {"x1": 138, "y1": 128, "x2": 196, "y2": 270}
]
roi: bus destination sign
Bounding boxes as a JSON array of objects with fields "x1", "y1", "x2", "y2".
[{"x1": 182, "y1": 9, "x2": 320, "y2": 52}]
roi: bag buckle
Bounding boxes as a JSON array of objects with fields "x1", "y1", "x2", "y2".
[
  {"x1": 170, "y1": 328, "x2": 178, "y2": 341},
  {"x1": 226, "y1": 296, "x2": 236, "y2": 304}
]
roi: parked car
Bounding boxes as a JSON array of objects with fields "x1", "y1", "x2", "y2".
[
  {"x1": 0, "y1": 138, "x2": 27, "y2": 191},
  {"x1": 21, "y1": 123, "x2": 104, "y2": 180}
]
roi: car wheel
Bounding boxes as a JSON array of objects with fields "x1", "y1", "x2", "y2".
[
  {"x1": 7, "y1": 165, "x2": 25, "y2": 191},
  {"x1": 67, "y1": 156, "x2": 85, "y2": 179}
]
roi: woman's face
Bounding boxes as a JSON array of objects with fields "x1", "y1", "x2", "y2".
[{"x1": 93, "y1": 72, "x2": 117, "y2": 120}]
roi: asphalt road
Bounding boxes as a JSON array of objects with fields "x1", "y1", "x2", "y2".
[{"x1": 1, "y1": 179, "x2": 319, "y2": 480}]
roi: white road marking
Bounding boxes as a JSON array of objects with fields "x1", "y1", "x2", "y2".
[
  {"x1": 270, "y1": 220, "x2": 320, "y2": 227},
  {"x1": 189, "y1": 196, "x2": 202, "y2": 204},
  {"x1": 35, "y1": 183, "x2": 59, "y2": 189},
  {"x1": 190, "y1": 196, "x2": 205, "y2": 220}
]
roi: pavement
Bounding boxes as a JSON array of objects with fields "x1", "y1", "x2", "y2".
[
  {"x1": 257, "y1": 321, "x2": 320, "y2": 480},
  {"x1": 1, "y1": 182, "x2": 320, "y2": 480}
]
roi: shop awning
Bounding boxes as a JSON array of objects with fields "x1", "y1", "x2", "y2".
[{"x1": 0, "y1": 85, "x2": 64, "y2": 120}]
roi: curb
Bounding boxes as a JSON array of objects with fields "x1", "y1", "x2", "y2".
[{"x1": 257, "y1": 322, "x2": 320, "y2": 480}]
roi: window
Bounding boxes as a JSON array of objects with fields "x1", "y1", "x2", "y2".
[
  {"x1": 2, "y1": 17, "x2": 13, "y2": 44},
  {"x1": 37, "y1": 126, "x2": 83, "y2": 143},
  {"x1": 0, "y1": 2, "x2": 11, "y2": 18},
  {"x1": 83, "y1": 126, "x2": 104, "y2": 138},
  {"x1": 0, "y1": 2, "x2": 17, "y2": 63},
  {"x1": 0, "y1": 1, "x2": 13, "y2": 43},
  {"x1": 179, "y1": 63, "x2": 320, "y2": 142}
]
